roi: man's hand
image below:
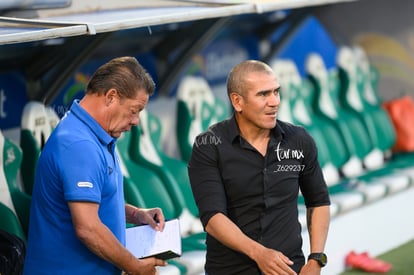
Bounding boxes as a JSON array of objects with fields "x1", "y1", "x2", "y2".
[
  {"x1": 124, "y1": 257, "x2": 167, "y2": 275},
  {"x1": 254, "y1": 247, "x2": 297, "y2": 275},
  {"x1": 132, "y1": 207, "x2": 165, "y2": 231}
]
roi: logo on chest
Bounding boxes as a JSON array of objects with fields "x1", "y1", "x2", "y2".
[{"x1": 274, "y1": 142, "x2": 304, "y2": 161}]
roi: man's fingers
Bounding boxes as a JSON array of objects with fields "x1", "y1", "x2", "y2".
[
  {"x1": 154, "y1": 258, "x2": 167, "y2": 267},
  {"x1": 155, "y1": 209, "x2": 165, "y2": 230}
]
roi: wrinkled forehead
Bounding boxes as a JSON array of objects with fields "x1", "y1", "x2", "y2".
[
  {"x1": 122, "y1": 89, "x2": 150, "y2": 108},
  {"x1": 243, "y1": 71, "x2": 279, "y2": 92}
]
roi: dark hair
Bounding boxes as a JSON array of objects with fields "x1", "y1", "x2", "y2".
[
  {"x1": 85, "y1": 56, "x2": 155, "y2": 99},
  {"x1": 226, "y1": 60, "x2": 274, "y2": 98}
]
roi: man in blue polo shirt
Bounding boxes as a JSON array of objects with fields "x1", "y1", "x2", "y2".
[
  {"x1": 188, "y1": 60, "x2": 331, "y2": 274},
  {"x1": 24, "y1": 57, "x2": 167, "y2": 275}
]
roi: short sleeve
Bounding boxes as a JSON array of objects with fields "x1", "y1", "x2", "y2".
[
  {"x1": 298, "y1": 129, "x2": 331, "y2": 207},
  {"x1": 59, "y1": 140, "x2": 105, "y2": 203}
]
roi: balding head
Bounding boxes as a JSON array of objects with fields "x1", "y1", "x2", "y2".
[{"x1": 226, "y1": 60, "x2": 275, "y2": 99}]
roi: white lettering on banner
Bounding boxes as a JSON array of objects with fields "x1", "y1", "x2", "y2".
[
  {"x1": 274, "y1": 142, "x2": 304, "y2": 161},
  {"x1": 77, "y1": 181, "x2": 93, "y2": 188},
  {"x1": 0, "y1": 89, "x2": 7, "y2": 118}
]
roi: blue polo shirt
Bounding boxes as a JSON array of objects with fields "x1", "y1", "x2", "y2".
[{"x1": 24, "y1": 100, "x2": 125, "y2": 275}]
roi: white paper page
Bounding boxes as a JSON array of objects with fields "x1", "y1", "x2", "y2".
[{"x1": 126, "y1": 218, "x2": 182, "y2": 259}]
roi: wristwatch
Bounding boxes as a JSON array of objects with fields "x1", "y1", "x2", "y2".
[{"x1": 308, "y1": 252, "x2": 328, "y2": 267}]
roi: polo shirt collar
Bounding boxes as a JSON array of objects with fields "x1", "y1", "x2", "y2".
[{"x1": 70, "y1": 99, "x2": 116, "y2": 146}]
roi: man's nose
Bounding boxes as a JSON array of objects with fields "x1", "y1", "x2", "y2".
[{"x1": 269, "y1": 92, "x2": 280, "y2": 106}]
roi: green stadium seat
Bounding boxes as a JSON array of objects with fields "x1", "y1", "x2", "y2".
[
  {"x1": 0, "y1": 132, "x2": 30, "y2": 240},
  {"x1": 1, "y1": 132, "x2": 31, "y2": 238},
  {"x1": 125, "y1": 110, "x2": 202, "y2": 235},
  {"x1": 304, "y1": 56, "x2": 357, "y2": 175},
  {"x1": 117, "y1": 131, "x2": 198, "y2": 236},
  {"x1": 20, "y1": 101, "x2": 58, "y2": 195},
  {"x1": 0, "y1": 134, "x2": 17, "y2": 216},
  {"x1": 272, "y1": 60, "x2": 326, "y2": 158},
  {"x1": 176, "y1": 75, "x2": 229, "y2": 162},
  {"x1": 0, "y1": 202, "x2": 25, "y2": 241},
  {"x1": 282, "y1": 59, "x2": 342, "y2": 186},
  {"x1": 272, "y1": 59, "x2": 359, "y2": 215},
  {"x1": 116, "y1": 127, "x2": 206, "y2": 275},
  {"x1": 306, "y1": 54, "x2": 367, "y2": 177},
  {"x1": 352, "y1": 46, "x2": 396, "y2": 157},
  {"x1": 337, "y1": 46, "x2": 387, "y2": 169}
]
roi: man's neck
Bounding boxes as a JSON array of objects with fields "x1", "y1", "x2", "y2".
[{"x1": 236, "y1": 117, "x2": 271, "y2": 156}]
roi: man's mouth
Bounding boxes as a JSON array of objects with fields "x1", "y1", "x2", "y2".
[{"x1": 265, "y1": 111, "x2": 277, "y2": 117}]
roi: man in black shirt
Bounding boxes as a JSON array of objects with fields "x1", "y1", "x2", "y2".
[{"x1": 188, "y1": 60, "x2": 331, "y2": 274}]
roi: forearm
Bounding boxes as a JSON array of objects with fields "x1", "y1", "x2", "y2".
[
  {"x1": 306, "y1": 205, "x2": 330, "y2": 253},
  {"x1": 205, "y1": 213, "x2": 265, "y2": 260},
  {"x1": 75, "y1": 218, "x2": 140, "y2": 273},
  {"x1": 69, "y1": 202, "x2": 151, "y2": 273}
]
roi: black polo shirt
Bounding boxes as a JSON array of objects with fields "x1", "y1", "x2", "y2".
[{"x1": 188, "y1": 115, "x2": 330, "y2": 274}]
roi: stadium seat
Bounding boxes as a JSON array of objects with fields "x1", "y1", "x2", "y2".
[
  {"x1": 117, "y1": 129, "x2": 206, "y2": 275},
  {"x1": 20, "y1": 101, "x2": 57, "y2": 195},
  {"x1": 0, "y1": 130, "x2": 29, "y2": 240},
  {"x1": 0, "y1": 202, "x2": 25, "y2": 242},
  {"x1": 176, "y1": 75, "x2": 229, "y2": 162},
  {"x1": 280, "y1": 59, "x2": 341, "y2": 186},
  {"x1": 337, "y1": 46, "x2": 386, "y2": 169},
  {"x1": 0, "y1": 133, "x2": 19, "y2": 219},
  {"x1": 126, "y1": 110, "x2": 202, "y2": 235},
  {"x1": 272, "y1": 59, "x2": 294, "y2": 123},
  {"x1": 1, "y1": 131, "x2": 31, "y2": 238},
  {"x1": 272, "y1": 59, "x2": 346, "y2": 215},
  {"x1": 117, "y1": 138, "x2": 190, "y2": 233},
  {"x1": 306, "y1": 53, "x2": 367, "y2": 178},
  {"x1": 351, "y1": 46, "x2": 396, "y2": 158},
  {"x1": 45, "y1": 106, "x2": 61, "y2": 129}
]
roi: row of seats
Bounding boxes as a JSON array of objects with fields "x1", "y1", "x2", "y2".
[{"x1": 271, "y1": 46, "x2": 414, "y2": 228}]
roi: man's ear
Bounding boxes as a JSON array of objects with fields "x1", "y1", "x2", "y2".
[
  {"x1": 230, "y1": 92, "x2": 243, "y2": 113},
  {"x1": 105, "y1": 89, "x2": 117, "y2": 106}
]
